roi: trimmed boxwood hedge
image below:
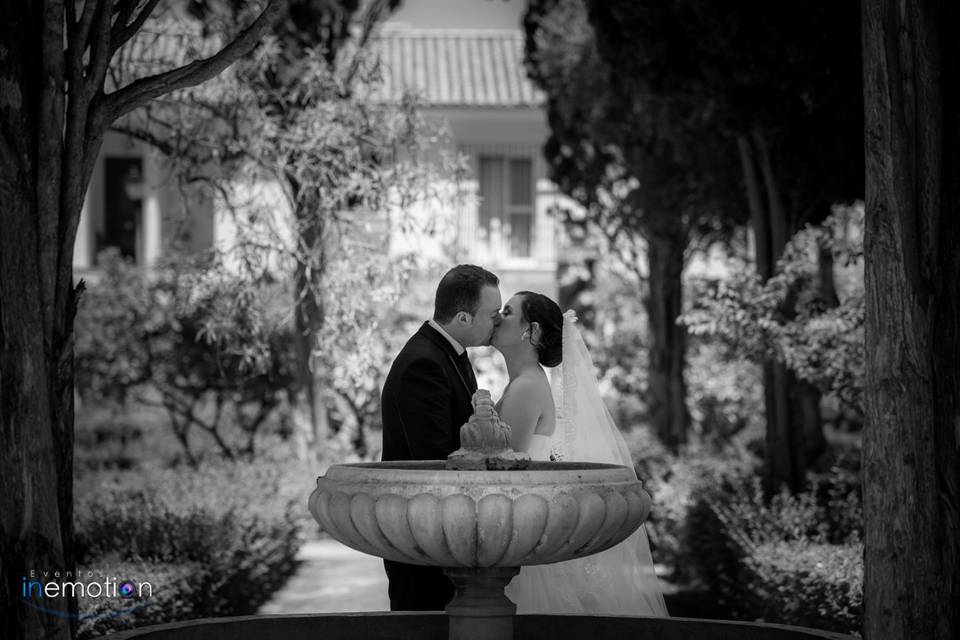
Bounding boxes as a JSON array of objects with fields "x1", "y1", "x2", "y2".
[
  {"x1": 742, "y1": 541, "x2": 862, "y2": 634},
  {"x1": 74, "y1": 460, "x2": 303, "y2": 639},
  {"x1": 74, "y1": 560, "x2": 202, "y2": 639},
  {"x1": 681, "y1": 467, "x2": 862, "y2": 636}
]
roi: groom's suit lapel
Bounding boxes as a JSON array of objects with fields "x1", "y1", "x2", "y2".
[
  {"x1": 417, "y1": 322, "x2": 476, "y2": 396},
  {"x1": 452, "y1": 350, "x2": 478, "y2": 395}
]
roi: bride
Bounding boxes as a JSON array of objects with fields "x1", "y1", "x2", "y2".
[{"x1": 490, "y1": 291, "x2": 668, "y2": 616}]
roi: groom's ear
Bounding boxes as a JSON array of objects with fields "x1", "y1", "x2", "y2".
[{"x1": 455, "y1": 311, "x2": 471, "y2": 325}]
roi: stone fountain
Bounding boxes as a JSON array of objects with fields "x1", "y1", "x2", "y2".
[
  {"x1": 97, "y1": 391, "x2": 859, "y2": 640},
  {"x1": 308, "y1": 390, "x2": 654, "y2": 640}
]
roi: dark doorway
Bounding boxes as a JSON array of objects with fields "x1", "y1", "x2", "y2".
[{"x1": 100, "y1": 157, "x2": 144, "y2": 261}]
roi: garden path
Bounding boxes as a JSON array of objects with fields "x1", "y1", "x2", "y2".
[{"x1": 258, "y1": 536, "x2": 389, "y2": 614}]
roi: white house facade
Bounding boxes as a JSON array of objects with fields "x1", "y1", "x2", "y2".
[
  {"x1": 74, "y1": 0, "x2": 566, "y2": 299},
  {"x1": 375, "y1": 24, "x2": 561, "y2": 298}
]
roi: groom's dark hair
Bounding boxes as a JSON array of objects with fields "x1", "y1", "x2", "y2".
[{"x1": 433, "y1": 264, "x2": 499, "y2": 323}]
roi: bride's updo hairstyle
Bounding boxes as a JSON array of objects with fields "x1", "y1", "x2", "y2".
[{"x1": 517, "y1": 291, "x2": 563, "y2": 367}]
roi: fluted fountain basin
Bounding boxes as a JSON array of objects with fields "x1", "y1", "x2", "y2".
[{"x1": 308, "y1": 461, "x2": 652, "y2": 568}]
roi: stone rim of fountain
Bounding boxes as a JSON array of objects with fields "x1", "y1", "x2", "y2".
[
  {"x1": 309, "y1": 460, "x2": 651, "y2": 568},
  {"x1": 308, "y1": 390, "x2": 657, "y2": 640}
]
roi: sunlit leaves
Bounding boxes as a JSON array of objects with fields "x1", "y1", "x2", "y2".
[{"x1": 682, "y1": 205, "x2": 865, "y2": 412}]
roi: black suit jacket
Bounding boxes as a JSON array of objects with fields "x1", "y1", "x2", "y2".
[{"x1": 381, "y1": 322, "x2": 477, "y2": 461}]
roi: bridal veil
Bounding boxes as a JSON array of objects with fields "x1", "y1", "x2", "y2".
[{"x1": 506, "y1": 310, "x2": 668, "y2": 616}]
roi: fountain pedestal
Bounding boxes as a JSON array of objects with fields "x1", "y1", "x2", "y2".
[{"x1": 445, "y1": 567, "x2": 520, "y2": 640}]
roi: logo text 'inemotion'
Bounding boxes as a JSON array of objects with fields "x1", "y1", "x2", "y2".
[
  {"x1": 19, "y1": 569, "x2": 155, "y2": 621},
  {"x1": 22, "y1": 574, "x2": 152, "y2": 599}
]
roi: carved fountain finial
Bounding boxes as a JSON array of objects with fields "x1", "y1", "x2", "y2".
[{"x1": 446, "y1": 389, "x2": 531, "y2": 470}]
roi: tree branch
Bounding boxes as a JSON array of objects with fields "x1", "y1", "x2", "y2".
[
  {"x1": 99, "y1": 0, "x2": 288, "y2": 123},
  {"x1": 66, "y1": 1, "x2": 77, "y2": 44},
  {"x1": 109, "y1": 122, "x2": 176, "y2": 155},
  {"x1": 86, "y1": 0, "x2": 115, "y2": 99},
  {"x1": 110, "y1": 0, "x2": 162, "y2": 55},
  {"x1": 112, "y1": 0, "x2": 140, "y2": 31},
  {"x1": 343, "y1": 0, "x2": 391, "y2": 88},
  {"x1": 67, "y1": 0, "x2": 99, "y2": 69}
]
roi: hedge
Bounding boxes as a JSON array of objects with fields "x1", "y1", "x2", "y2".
[
  {"x1": 74, "y1": 460, "x2": 303, "y2": 638},
  {"x1": 742, "y1": 541, "x2": 862, "y2": 634},
  {"x1": 680, "y1": 466, "x2": 863, "y2": 635}
]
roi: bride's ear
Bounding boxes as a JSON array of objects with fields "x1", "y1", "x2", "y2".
[{"x1": 530, "y1": 321, "x2": 543, "y2": 346}]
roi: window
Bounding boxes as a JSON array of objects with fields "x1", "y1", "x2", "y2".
[
  {"x1": 478, "y1": 155, "x2": 534, "y2": 257},
  {"x1": 99, "y1": 157, "x2": 144, "y2": 261}
]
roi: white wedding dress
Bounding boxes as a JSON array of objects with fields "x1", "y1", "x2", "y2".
[{"x1": 503, "y1": 311, "x2": 668, "y2": 617}]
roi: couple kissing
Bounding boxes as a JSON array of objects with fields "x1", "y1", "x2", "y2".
[{"x1": 380, "y1": 264, "x2": 667, "y2": 617}]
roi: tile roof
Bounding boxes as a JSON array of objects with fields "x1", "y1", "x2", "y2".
[{"x1": 374, "y1": 28, "x2": 545, "y2": 108}]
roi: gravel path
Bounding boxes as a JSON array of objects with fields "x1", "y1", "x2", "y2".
[{"x1": 258, "y1": 537, "x2": 390, "y2": 614}]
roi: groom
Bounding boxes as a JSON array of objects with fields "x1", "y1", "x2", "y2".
[{"x1": 380, "y1": 264, "x2": 502, "y2": 610}]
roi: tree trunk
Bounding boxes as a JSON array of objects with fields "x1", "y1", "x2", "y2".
[
  {"x1": 755, "y1": 129, "x2": 824, "y2": 472},
  {"x1": 644, "y1": 218, "x2": 688, "y2": 452},
  {"x1": 817, "y1": 243, "x2": 840, "y2": 309},
  {"x1": 293, "y1": 314, "x2": 330, "y2": 447},
  {"x1": 742, "y1": 131, "x2": 825, "y2": 493},
  {"x1": 2, "y1": 4, "x2": 283, "y2": 638},
  {"x1": 803, "y1": 243, "x2": 837, "y2": 462},
  {"x1": 2, "y1": 6, "x2": 78, "y2": 637},
  {"x1": 761, "y1": 362, "x2": 808, "y2": 494},
  {"x1": 293, "y1": 211, "x2": 330, "y2": 448},
  {"x1": 737, "y1": 135, "x2": 771, "y2": 279},
  {"x1": 754, "y1": 131, "x2": 790, "y2": 258},
  {"x1": 862, "y1": 1, "x2": 960, "y2": 638},
  {"x1": 0, "y1": 191, "x2": 80, "y2": 640}
]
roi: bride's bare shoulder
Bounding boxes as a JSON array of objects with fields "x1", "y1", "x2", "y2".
[{"x1": 501, "y1": 371, "x2": 552, "y2": 408}]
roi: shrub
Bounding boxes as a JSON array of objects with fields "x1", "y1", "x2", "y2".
[
  {"x1": 742, "y1": 541, "x2": 863, "y2": 635},
  {"x1": 75, "y1": 249, "x2": 300, "y2": 463},
  {"x1": 679, "y1": 466, "x2": 757, "y2": 605},
  {"x1": 74, "y1": 459, "x2": 304, "y2": 636},
  {"x1": 76, "y1": 560, "x2": 201, "y2": 640},
  {"x1": 684, "y1": 341, "x2": 765, "y2": 445},
  {"x1": 680, "y1": 464, "x2": 863, "y2": 633},
  {"x1": 809, "y1": 466, "x2": 863, "y2": 544},
  {"x1": 624, "y1": 432, "x2": 759, "y2": 577}
]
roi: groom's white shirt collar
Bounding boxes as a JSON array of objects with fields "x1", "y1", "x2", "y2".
[{"x1": 428, "y1": 319, "x2": 465, "y2": 355}]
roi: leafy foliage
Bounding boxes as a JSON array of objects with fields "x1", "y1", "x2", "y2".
[
  {"x1": 625, "y1": 433, "x2": 759, "y2": 574},
  {"x1": 743, "y1": 542, "x2": 863, "y2": 635},
  {"x1": 586, "y1": 0, "x2": 863, "y2": 229},
  {"x1": 682, "y1": 206, "x2": 865, "y2": 413},
  {"x1": 75, "y1": 249, "x2": 299, "y2": 462},
  {"x1": 117, "y1": 7, "x2": 467, "y2": 447},
  {"x1": 315, "y1": 252, "x2": 424, "y2": 455},
  {"x1": 74, "y1": 459, "x2": 303, "y2": 638},
  {"x1": 75, "y1": 560, "x2": 203, "y2": 640},
  {"x1": 561, "y1": 256, "x2": 765, "y2": 444},
  {"x1": 681, "y1": 463, "x2": 863, "y2": 633},
  {"x1": 524, "y1": 0, "x2": 744, "y2": 243},
  {"x1": 526, "y1": 0, "x2": 747, "y2": 449}
]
